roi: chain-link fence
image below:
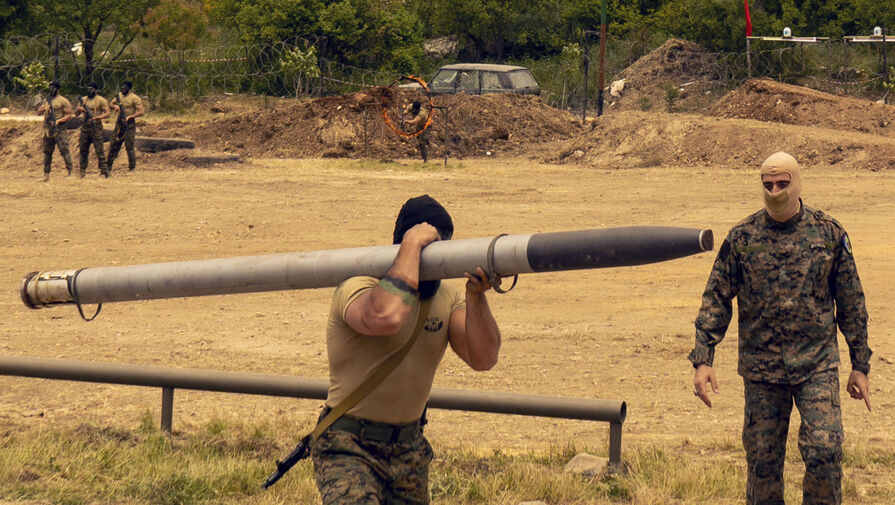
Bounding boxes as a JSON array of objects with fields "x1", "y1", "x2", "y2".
[
  {"x1": 534, "y1": 37, "x2": 891, "y2": 117},
  {"x1": 2, "y1": 32, "x2": 891, "y2": 113}
]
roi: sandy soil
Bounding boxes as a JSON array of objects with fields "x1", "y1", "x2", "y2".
[
  {"x1": 2, "y1": 60, "x2": 895, "y2": 500},
  {"x1": 0, "y1": 155, "x2": 893, "y2": 460}
]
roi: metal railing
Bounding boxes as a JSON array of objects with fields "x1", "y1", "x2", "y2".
[{"x1": 0, "y1": 355, "x2": 626, "y2": 466}]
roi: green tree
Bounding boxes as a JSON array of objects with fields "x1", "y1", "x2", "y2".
[
  {"x1": 19, "y1": 0, "x2": 160, "y2": 81},
  {"x1": 280, "y1": 45, "x2": 321, "y2": 97},
  {"x1": 652, "y1": 0, "x2": 749, "y2": 52},
  {"x1": 427, "y1": 0, "x2": 564, "y2": 62},
  {"x1": 12, "y1": 60, "x2": 50, "y2": 96},
  {"x1": 141, "y1": 0, "x2": 209, "y2": 51},
  {"x1": 204, "y1": 0, "x2": 323, "y2": 43}
]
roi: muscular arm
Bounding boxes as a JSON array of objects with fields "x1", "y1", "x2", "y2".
[
  {"x1": 96, "y1": 100, "x2": 110, "y2": 121},
  {"x1": 57, "y1": 104, "x2": 73, "y2": 124},
  {"x1": 129, "y1": 102, "x2": 144, "y2": 121},
  {"x1": 344, "y1": 223, "x2": 439, "y2": 336},
  {"x1": 449, "y1": 267, "x2": 501, "y2": 371}
]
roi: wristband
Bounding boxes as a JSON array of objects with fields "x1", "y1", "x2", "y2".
[{"x1": 379, "y1": 276, "x2": 419, "y2": 306}]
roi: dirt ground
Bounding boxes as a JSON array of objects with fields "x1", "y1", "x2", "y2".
[{"x1": 1, "y1": 46, "x2": 895, "y2": 500}]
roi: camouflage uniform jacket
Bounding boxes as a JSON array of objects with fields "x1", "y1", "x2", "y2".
[{"x1": 688, "y1": 203, "x2": 871, "y2": 384}]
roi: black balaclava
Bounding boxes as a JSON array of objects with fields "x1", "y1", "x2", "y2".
[
  {"x1": 121, "y1": 81, "x2": 132, "y2": 95},
  {"x1": 87, "y1": 82, "x2": 98, "y2": 98},
  {"x1": 392, "y1": 195, "x2": 454, "y2": 299},
  {"x1": 48, "y1": 81, "x2": 60, "y2": 97}
]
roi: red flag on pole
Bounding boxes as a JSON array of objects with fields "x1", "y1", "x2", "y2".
[{"x1": 744, "y1": 0, "x2": 753, "y2": 37}]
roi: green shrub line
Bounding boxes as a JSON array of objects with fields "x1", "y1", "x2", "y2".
[{"x1": 1, "y1": 413, "x2": 892, "y2": 505}]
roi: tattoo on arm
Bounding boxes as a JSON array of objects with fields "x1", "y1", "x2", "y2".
[{"x1": 378, "y1": 276, "x2": 419, "y2": 306}]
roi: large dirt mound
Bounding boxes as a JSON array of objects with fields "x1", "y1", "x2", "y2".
[
  {"x1": 607, "y1": 39, "x2": 728, "y2": 112},
  {"x1": 553, "y1": 110, "x2": 895, "y2": 171},
  {"x1": 708, "y1": 78, "x2": 895, "y2": 137},
  {"x1": 139, "y1": 90, "x2": 582, "y2": 160}
]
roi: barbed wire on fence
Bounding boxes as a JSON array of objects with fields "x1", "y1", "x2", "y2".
[
  {"x1": 2, "y1": 32, "x2": 891, "y2": 113},
  {"x1": 0, "y1": 32, "x2": 402, "y2": 108}
]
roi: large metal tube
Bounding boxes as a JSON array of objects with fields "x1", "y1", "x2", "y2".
[{"x1": 20, "y1": 226, "x2": 712, "y2": 308}]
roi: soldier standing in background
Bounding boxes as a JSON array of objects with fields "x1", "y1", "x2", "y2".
[
  {"x1": 689, "y1": 152, "x2": 872, "y2": 505},
  {"x1": 75, "y1": 83, "x2": 110, "y2": 178},
  {"x1": 35, "y1": 81, "x2": 74, "y2": 182},
  {"x1": 403, "y1": 101, "x2": 430, "y2": 163},
  {"x1": 106, "y1": 81, "x2": 144, "y2": 173}
]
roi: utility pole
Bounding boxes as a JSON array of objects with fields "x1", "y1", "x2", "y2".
[{"x1": 597, "y1": 0, "x2": 607, "y2": 117}]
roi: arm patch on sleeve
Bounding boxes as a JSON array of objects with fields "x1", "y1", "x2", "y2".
[{"x1": 842, "y1": 234, "x2": 853, "y2": 255}]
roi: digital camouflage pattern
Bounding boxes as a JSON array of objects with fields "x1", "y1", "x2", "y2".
[
  {"x1": 42, "y1": 127, "x2": 73, "y2": 175},
  {"x1": 311, "y1": 428, "x2": 433, "y2": 505},
  {"x1": 688, "y1": 203, "x2": 871, "y2": 384},
  {"x1": 743, "y1": 369, "x2": 842, "y2": 505}
]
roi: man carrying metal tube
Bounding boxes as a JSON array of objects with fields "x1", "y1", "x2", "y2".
[
  {"x1": 689, "y1": 152, "x2": 872, "y2": 505},
  {"x1": 311, "y1": 194, "x2": 502, "y2": 505}
]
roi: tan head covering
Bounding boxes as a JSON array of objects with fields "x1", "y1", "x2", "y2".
[{"x1": 760, "y1": 151, "x2": 802, "y2": 222}]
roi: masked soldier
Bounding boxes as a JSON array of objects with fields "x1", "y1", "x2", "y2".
[
  {"x1": 312, "y1": 195, "x2": 502, "y2": 504},
  {"x1": 75, "y1": 83, "x2": 110, "y2": 178},
  {"x1": 35, "y1": 81, "x2": 74, "y2": 182},
  {"x1": 403, "y1": 101, "x2": 430, "y2": 163},
  {"x1": 106, "y1": 81, "x2": 144, "y2": 173},
  {"x1": 689, "y1": 152, "x2": 872, "y2": 505}
]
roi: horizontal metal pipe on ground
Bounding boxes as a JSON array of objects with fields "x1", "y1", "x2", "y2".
[
  {"x1": 21, "y1": 226, "x2": 712, "y2": 308},
  {"x1": 0, "y1": 356, "x2": 625, "y2": 424}
]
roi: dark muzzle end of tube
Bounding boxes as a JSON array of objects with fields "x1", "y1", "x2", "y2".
[{"x1": 699, "y1": 229, "x2": 714, "y2": 252}]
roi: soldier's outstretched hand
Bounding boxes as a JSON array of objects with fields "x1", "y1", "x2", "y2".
[
  {"x1": 847, "y1": 370, "x2": 871, "y2": 411},
  {"x1": 694, "y1": 364, "x2": 719, "y2": 408}
]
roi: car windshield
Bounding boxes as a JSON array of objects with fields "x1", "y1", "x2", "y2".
[
  {"x1": 430, "y1": 70, "x2": 458, "y2": 87},
  {"x1": 507, "y1": 70, "x2": 538, "y2": 89}
]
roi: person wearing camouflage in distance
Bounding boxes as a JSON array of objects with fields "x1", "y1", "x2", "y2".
[
  {"x1": 35, "y1": 81, "x2": 74, "y2": 182},
  {"x1": 106, "y1": 81, "x2": 144, "y2": 173},
  {"x1": 311, "y1": 195, "x2": 502, "y2": 505},
  {"x1": 689, "y1": 151, "x2": 872, "y2": 505},
  {"x1": 75, "y1": 83, "x2": 110, "y2": 178},
  {"x1": 403, "y1": 101, "x2": 430, "y2": 163}
]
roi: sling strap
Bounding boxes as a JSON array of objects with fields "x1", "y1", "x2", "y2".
[
  {"x1": 262, "y1": 298, "x2": 434, "y2": 489},
  {"x1": 311, "y1": 298, "x2": 433, "y2": 440}
]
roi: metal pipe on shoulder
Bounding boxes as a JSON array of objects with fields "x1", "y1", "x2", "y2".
[{"x1": 20, "y1": 226, "x2": 712, "y2": 309}]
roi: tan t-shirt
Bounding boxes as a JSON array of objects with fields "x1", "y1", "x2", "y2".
[
  {"x1": 114, "y1": 92, "x2": 142, "y2": 118},
  {"x1": 325, "y1": 276, "x2": 465, "y2": 424},
  {"x1": 81, "y1": 95, "x2": 109, "y2": 125},
  {"x1": 43, "y1": 95, "x2": 71, "y2": 134}
]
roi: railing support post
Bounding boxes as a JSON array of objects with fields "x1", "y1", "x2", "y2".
[
  {"x1": 161, "y1": 387, "x2": 174, "y2": 433},
  {"x1": 608, "y1": 421, "x2": 623, "y2": 472}
]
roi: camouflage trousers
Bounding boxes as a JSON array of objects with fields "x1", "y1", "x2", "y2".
[
  {"x1": 416, "y1": 131, "x2": 430, "y2": 163},
  {"x1": 107, "y1": 120, "x2": 136, "y2": 171},
  {"x1": 79, "y1": 124, "x2": 107, "y2": 175},
  {"x1": 42, "y1": 127, "x2": 73, "y2": 174},
  {"x1": 311, "y1": 418, "x2": 434, "y2": 504},
  {"x1": 743, "y1": 369, "x2": 843, "y2": 505}
]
